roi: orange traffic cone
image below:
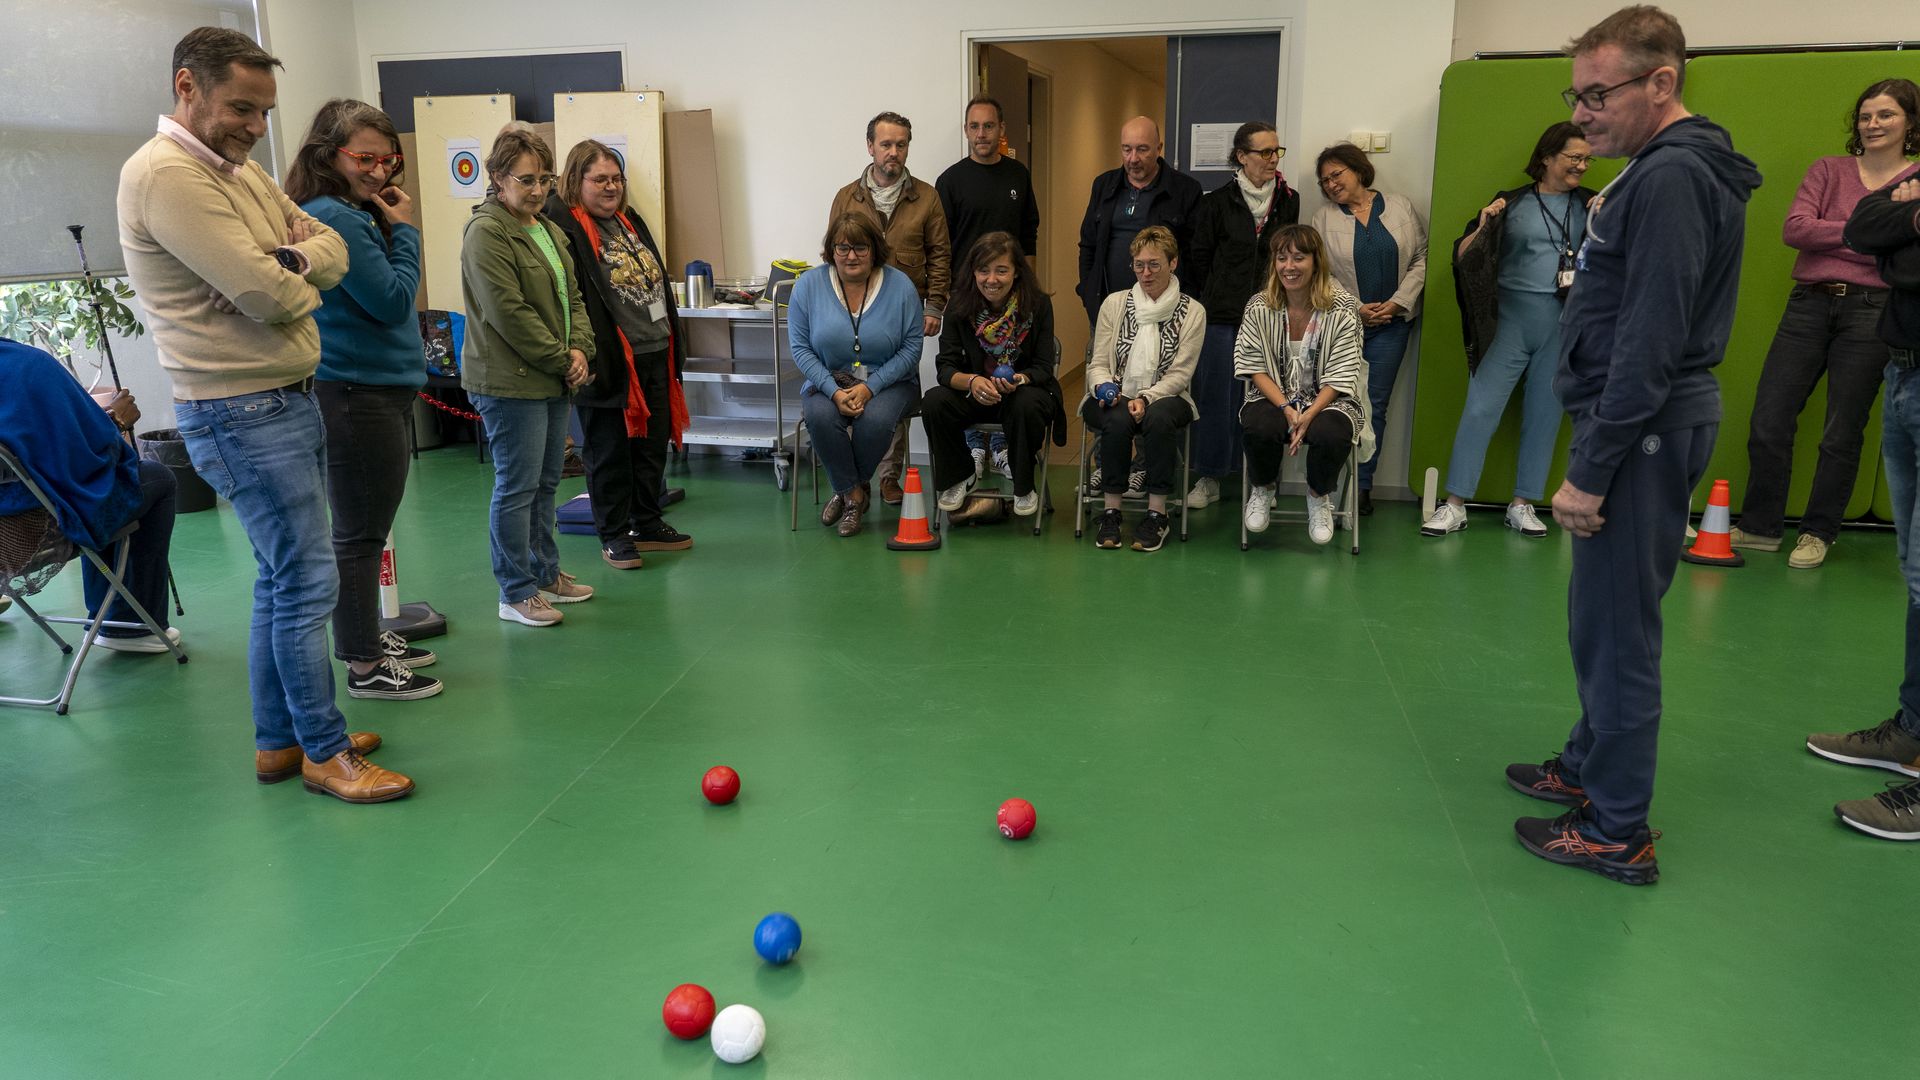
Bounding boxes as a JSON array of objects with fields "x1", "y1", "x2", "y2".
[
  {"x1": 1681, "y1": 478, "x2": 1744, "y2": 567},
  {"x1": 887, "y1": 466, "x2": 942, "y2": 551}
]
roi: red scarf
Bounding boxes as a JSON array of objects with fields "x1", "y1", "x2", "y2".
[{"x1": 568, "y1": 206, "x2": 690, "y2": 444}]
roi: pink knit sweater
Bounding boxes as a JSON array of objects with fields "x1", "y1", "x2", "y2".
[{"x1": 1783, "y1": 155, "x2": 1920, "y2": 287}]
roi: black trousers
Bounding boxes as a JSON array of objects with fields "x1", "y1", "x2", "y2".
[
  {"x1": 1558, "y1": 421, "x2": 1716, "y2": 838},
  {"x1": 316, "y1": 381, "x2": 414, "y2": 663},
  {"x1": 82, "y1": 458, "x2": 176, "y2": 636},
  {"x1": 1739, "y1": 285, "x2": 1889, "y2": 542},
  {"x1": 922, "y1": 384, "x2": 1054, "y2": 495},
  {"x1": 577, "y1": 348, "x2": 671, "y2": 543},
  {"x1": 1079, "y1": 396, "x2": 1192, "y2": 495},
  {"x1": 1241, "y1": 399, "x2": 1355, "y2": 496}
]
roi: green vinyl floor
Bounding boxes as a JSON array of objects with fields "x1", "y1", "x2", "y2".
[{"x1": 1, "y1": 447, "x2": 1915, "y2": 1079}]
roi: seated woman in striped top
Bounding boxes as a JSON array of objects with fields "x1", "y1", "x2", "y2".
[{"x1": 1234, "y1": 223, "x2": 1372, "y2": 545}]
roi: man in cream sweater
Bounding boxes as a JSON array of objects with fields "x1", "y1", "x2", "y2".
[{"x1": 118, "y1": 27, "x2": 413, "y2": 804}]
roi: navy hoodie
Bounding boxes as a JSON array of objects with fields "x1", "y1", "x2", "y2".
[{"x1": 1554, "y1": 116, "x2": 1762, "y2": 495}]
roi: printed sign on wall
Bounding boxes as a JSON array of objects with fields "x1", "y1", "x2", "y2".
[{"x1": 447, "y1": 137, "x2": 482, "y2": 198}]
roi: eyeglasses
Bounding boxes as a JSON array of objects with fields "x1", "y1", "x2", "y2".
[
  {"x1": 584, "y1": 174, "x2": 627, "y2": 188},
  {"x1": 833, "y1": 243, "x2": 871, "y2": 256},
  {"x1": 1246, "y1": 147, "x2": 1285, "y2": 161},
  {"x1": 1131, "y1": 259, "x2": 1166, "y2": 273},
  {"x1": 1559, "y1": 152, "x2": 1594, "y2": 167},
  {"x1": 337, "y1": 148, "x2": 403, "y2": 172},
  {"x1": 507, "y1": 173, "x2": 559, "y2": 188},
  {"x1": 1562, "y1": 70, "x2": 1656, "y2": 111},
  {"x1": 1318, "y1": 166, "x2": 1350, "y2": 187}
]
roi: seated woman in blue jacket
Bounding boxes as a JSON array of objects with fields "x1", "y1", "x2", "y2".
[
  {"x1": 789, "y1": 213, "x2": 926, "y2": 537},
  {"x1": 0, "y1": 337, "x2": 178, "y2": 652}
]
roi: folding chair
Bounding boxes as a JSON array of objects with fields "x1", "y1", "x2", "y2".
[
  {"x1": 1071, "y1": 407, "x2": 1192, "y2": 542},
  {"x1": 935, "y1": 337, "x2": 1062, "y2": 539},
  {"x1": 789, "y1": 406, "x2": 920, "y2": 533},
  {"x1": 0, "y1": 446, "x2": 187, "y2": 715},
  {"x1": 1233, "y1": 378, "x2": 1364, "y2": 555}
]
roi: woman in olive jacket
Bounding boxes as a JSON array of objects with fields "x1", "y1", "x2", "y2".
[{"x1": 460, "y1": 129, "x2": 595, "y2": 627}]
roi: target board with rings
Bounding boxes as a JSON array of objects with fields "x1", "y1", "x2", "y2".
[{"x1": 450, "y1": 150, "x2": 479, "y2": 185}]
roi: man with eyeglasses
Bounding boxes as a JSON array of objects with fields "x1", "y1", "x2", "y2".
[
  {"x1": 1505, "y1": 5, "x2": 1758, "y2": 883},
  {"x1": 118, "y1": 29, "x2": 415, "y2": 802},
  {"x1": 828, "y1": 111, "x2": 952, "y2": 504},
  {"x1": 1076, "y1": 116, "x2": 1202, "y2": 330}
]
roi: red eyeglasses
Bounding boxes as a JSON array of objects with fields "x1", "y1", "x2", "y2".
[{"x1": 337, "y1": 148, "x2": 404, "y2": 172}]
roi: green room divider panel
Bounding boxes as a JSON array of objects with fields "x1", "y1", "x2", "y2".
[{"x1": 1415, "y1": 50, "x2": 1920, "y2": 518}]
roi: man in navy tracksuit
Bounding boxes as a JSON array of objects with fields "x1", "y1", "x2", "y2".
[{"x1": 1504, "y1": 6, "x2": 1761, "y2": 884}]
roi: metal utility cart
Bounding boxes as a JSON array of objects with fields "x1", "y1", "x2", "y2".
[{"x1": 675, "y1": 280, "x2": 802, "y2": 488}]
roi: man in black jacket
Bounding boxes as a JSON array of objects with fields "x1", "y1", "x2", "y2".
[
  {"x1": 1505, "y1": 6, "x2": 1760, "y2": 884},
  {"x1": 1075, "y1": 116, "x2": 1202, "y2": 326},
  {"x1": 546, "y1": 142, "x2": 690, "y2": 570},
  {"x1": 1809, "y1": 176, "x2": 1920, "y2": 839}
]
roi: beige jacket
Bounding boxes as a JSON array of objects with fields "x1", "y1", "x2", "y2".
[
  {"x1": 117, "y1": 134, "x2": 346, "y2": 400},
  {"x1": 1311, "y1": 192, "x2": 1429, "y2": 320},
  {"x1": 1087, "y1": 287, "x2": 1207, "y2": 420}
]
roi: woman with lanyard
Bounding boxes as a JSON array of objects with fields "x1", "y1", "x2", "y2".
[
  {"x1": 1422, "y1": 122, "x2": 1596, "y2": 539},
  {"x1": 922, "y1": 231, "x2": 1065, "y2": 517},
  {"x1": 788, "y1": 213, "x2": 925, "y2": 537}
]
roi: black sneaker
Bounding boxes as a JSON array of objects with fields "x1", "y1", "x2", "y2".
[
  {"x1": 1514, "y1": 806, "x2": 1660, "y2": 885},
  {"x1": 602, "y1": 539, "x2": 645, "y2": 570},
  {"x1": 1505, "y1": 755, "x2": 1585, "y2": 806},
  {"x1": 1132, "y1": 509, "x2": 1169, "y2": 552},
  {"x1": 1095, "y1": 508, "x2": 1124, "y2": 549},
  {"x1": 347, "y1": 656, "x2": 444, "y2": 701},
  {"x1": 379, "y1": 629, "x2": 436, "y2": 669},
  {"x1": 628, "y1": 521, "x2": 693, "y2": 551},
  {"x1": 661, "y1": 486, "x2": 686, "y2": 508}
]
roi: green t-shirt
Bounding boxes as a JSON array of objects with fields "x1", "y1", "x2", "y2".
[{"x1": 524, "y1": 223, "x2": 570, "y2": 342}]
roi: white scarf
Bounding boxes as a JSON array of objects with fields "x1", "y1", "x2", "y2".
[
  {"x1": 1122, "y1": 277, "x2": 1181, "y2": 397},
  {"x1": 865, "y1": 166, "x2": 908, "y2": 222},
  {"x1": 1236, "y1": 170, "x2": 1275, "y2": 226}
]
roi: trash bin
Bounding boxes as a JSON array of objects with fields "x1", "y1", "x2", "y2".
[{"x1": 137, "y1": 428, "x2": 217, "y2": 513}]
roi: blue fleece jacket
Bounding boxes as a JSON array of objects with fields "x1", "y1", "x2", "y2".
[
  {"x1": 786, "y1": 264, "x2": 923, "y2": 394},
  {"x1": 301, "y1": 196, "x2": 427, "y2": 387},
  {"x1": 0, "y1": 338, "x2": 140, "y2": 551},
  {"x1": 1554, "y1": 116, "x2": 1762, "y2": 495}
]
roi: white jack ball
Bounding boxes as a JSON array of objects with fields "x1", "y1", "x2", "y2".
[{"x1": 710, "y1": 1003, "x2": 766, "y2": 1065}]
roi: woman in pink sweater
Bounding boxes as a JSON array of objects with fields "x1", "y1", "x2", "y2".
[{"x1": 1734, "y1": 78, "x2": 1920, "y2": 569}]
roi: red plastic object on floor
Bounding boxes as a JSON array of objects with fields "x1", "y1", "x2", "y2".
[
  {"x1": 662, "y1": 983, "x2": 716, "y2": 1039},
  {"x1": 702, "y1": 766, "x2": 741, "y2": 805},
  {"x1": 998, "y1": 798, "x2": 1036, "y2": 840}
]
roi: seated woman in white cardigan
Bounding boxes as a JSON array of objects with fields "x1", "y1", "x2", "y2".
[{"x1": 1235, "y1": 223, "x2": 1373, "y2": 545}]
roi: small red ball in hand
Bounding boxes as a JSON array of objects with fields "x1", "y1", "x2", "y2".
[
  {"x1": 997, "y1": 797, "x2": 1036, "y2": 840},
  {"x1": 702, "y1": 766, "x2": 740, "y2": 805},
  {"x1": 661, "y1": 983, "x2": 716, "y2": 1039}
]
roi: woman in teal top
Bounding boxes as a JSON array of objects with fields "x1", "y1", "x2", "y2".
[
  {"x1": 460, "y1": 128, "x2": 596, "y2": 627},
  {"x1": 285, "y1": 98, "x2": 439, "y2": 700}
]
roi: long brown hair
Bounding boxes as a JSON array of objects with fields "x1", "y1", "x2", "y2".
[
  {"x1": 948, "y1": 231, "x2": 1047, "y2": 324},
  {"x1": 1261, "y1": 224, "x2": 1334, "y2": 312},
  {"x1": 560, "y1": 139, "x2": 621, "y2": 210},
  {"x1": 283, "y1": 98, "x2": 403, "y2": 207}
]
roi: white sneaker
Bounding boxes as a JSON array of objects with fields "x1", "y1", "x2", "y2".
[
  {"x1": 1185, "y1": 476, "x2": 1220, "y2": 508},
  {"x1": 1244, "y1": 484, "x2": 1276, "y2": 534},
  {"x1": 1505, "y1": 502, "x2": 1548, "y2": 538},
  {"x1": 91, "y1": 625, "x2": 182, "y2": 654},
  {"x1": 991, "y1": 448, "x2": 1012, "y2": 481},
  {"x1": 1307, "y1": 493, "x2": 1334, "y2": 545},
  {"x1": 1125, "y1": 469, "x2": 1146, "y2": 497},
  {"x1": 1421, "y1": 501, "x2": 1469, "y2": 536},
  {"x1": 499, "y1": 595, "x2": 563, "y2": 626},
  {"x1": 971, "y1": 447, "x2": 987, "y2": 480},
  {"x1": 937, "y1": 476, "x2": 975, "y2": 512},
  {"x1": 1087, "y1": 465, "x2": 1104, "y2": 492},
  {"x1": 1013, "y1": 490, "x2": 1040, "y2": 516}
]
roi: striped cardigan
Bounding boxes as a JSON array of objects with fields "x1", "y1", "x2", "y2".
[{"x1": 1231, "y1": 287, "x2": 1375, "y2": 463}]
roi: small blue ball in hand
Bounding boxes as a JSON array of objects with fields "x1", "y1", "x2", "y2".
[
  {"x1": 1094, "y1": 381, "x2": 1120, "y2": 405},
  {"x1": 993, "y1": 363, "x2": 1016, "y2": 383}
]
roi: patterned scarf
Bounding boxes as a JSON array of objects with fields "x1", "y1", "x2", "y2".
[{"x1": 973, "y1": 295, "x2": 1029, "y2": 360}]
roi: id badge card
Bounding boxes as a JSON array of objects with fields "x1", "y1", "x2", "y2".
[
  {"x1": 852, "y1": 362, "x2": 870, "y2": 384},
  {"x1": 647, "y1": 298, "x2": 668, "y2": 322}
]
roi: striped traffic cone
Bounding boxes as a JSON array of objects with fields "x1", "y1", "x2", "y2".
[
  {"x1": 887, "y1": 467, "x2": 942, "y2": 551},
  {"x1": 1680, "y1": 479, "x2": 1744, "y2": 567}
]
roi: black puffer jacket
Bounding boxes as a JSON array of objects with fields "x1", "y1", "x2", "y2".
[
  {"x1": 544, "y1": 193, "x2": 685, "y2": 409},
  {"x1": 1187, "y1": 176, "x2": 1299, "y2": 325},
  {"x1": 1451, "y1": 183, "x2": 1596, "y2": 372}
]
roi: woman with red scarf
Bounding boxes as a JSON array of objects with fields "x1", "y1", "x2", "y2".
[
  {"x1": 921, "y1": 232, "x2": 1065, "y2": 517},
  {"x1": 548, "y1": 140, "x2": 690, "y2": 570}
]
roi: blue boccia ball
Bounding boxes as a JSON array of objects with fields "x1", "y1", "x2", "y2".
[
  {"x1": 754, "y1": 912, "x2": 802, "y2": 965},
  {"x1": 993, "y1": 363, "x2": 1016, "y2": 383},
  {"x1": 1094, "y1": 381, "x2": 1120, "y2": 405}
]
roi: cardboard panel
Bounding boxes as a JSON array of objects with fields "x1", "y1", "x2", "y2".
[
  {"x1": 664, "y1": 109, "x2": 727, "y2": 279},
  {"x1": 554, "y1": 90, "x2": 668, "y2": 262},
  {"x1": 413, "y1": 93, "x2": 513, "y2": 313}
]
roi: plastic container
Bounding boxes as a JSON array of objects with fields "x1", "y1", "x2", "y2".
[{"x1": 137, "y1": 429, "x2": 216, "y2": 513}]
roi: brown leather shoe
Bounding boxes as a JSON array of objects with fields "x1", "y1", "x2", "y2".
[
  {"x1": 302, "y1": 748, "x2": 414, "y2": 803},
  {"x1": 819, "y1": 493, "x2": 846, "y2": 528},
  {"x1": 880, "y1": 475, "x2": 905, "y2": 505},
  {"x1": 255, "y1": 732, "x2": 383, "y2": 784},
  {"x1": 836, "y1": 493, "x2": 867, "y2": 537}
]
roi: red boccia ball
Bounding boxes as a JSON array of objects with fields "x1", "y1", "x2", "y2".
[
  {"x1": 702, "y1": 766, "x2": 740, "y2": 805},
  {"x1": 997, "y1": 797, "x2": 1036, "y2": 840},
  {"x1": 662, "y1": 982, "x2": 716, "y2": 1039}
]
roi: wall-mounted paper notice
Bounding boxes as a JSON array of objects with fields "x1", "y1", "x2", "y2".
[
  {"x1": 591, "y1": 133, "x2": 630, "y2": 174},
  {"x1": 1190, "y1": 123, "x2": 1241, "y2": 172},
  {"x1": 447, "y1": 137, "x2": 483, "y2": 198}
]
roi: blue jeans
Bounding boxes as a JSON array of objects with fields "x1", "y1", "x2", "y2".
[
  {"x1": 83, "y1": 458, "x2": 176, "y2": 637},
  {"x1": 1881, "y1": 362, "x2": 1920, "y2": 737},
  {"x1": 801, "y1": 381, "x2": 919, "y2": 496},
  {"x1": 1445, "y1": 290, "x2": 1564, "y2": 502},
  {"x1": 174, "y1": 388, "x2": 348, "y2": 761},
  {"x1": 471, "y1": 394, "x2": 568, "y2": 605},
  {"x1": 1190, "y1": 323, "x2": 1245, "y2": 479},
  {"x1": 964, "y1": 429, "x2": 1007, "y2": 455},
  {"x1": 1358, "y1": 318, "x2": 1414, "y2": 490}
]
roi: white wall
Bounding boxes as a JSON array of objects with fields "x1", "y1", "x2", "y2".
[
  {"x1": 259, "y1": 0, "x2": 365, "y2": 174},
  {"x1": 1453, "y1": 0, "x2": 1920, "y2": 60}
]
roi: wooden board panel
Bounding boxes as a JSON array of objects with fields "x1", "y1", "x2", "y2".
[
  {"x1": 554, "y1": 90, "x2": 668, "y2": 263},
  {"x1": 412, "y1": 93, "x2": 513, "y2": 313}
]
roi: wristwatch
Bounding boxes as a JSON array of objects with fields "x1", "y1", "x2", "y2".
[{"x1": 273, "y1": 247, "x2": 303, "y2": 273}]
